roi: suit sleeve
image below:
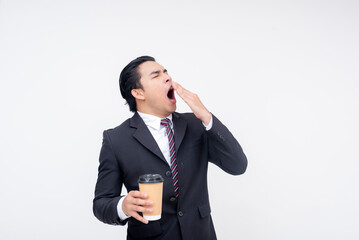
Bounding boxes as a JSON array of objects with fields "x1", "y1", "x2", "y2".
[
  {"x1": 93, "y1": 130, "x2": 128, "y2": 225},
  {"x1": 206, "y1": 114, "x2": 248, "y2": 175}
]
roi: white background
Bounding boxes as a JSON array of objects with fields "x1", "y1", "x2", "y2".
[{"x1": 1, "y1": 0, "x2": 358, "y2": 239}]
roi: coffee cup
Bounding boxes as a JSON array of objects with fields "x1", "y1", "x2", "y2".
[{"x1": 138, "y1": 174, "x2": 164, "y2": 221}]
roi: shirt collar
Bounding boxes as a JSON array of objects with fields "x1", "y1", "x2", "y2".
[{"x1": 137, "y1": 111, "x2": 173, "y2": 130}]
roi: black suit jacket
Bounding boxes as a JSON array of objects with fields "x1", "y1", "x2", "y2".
[{"x1": 93, "y1": 112, "x2": 247, "y2": 240}]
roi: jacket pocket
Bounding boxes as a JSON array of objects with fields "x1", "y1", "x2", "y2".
[
  {"x1": 198, "y1": 203, "x2": 211, "y2": 218},
  {"x1": 128, "y1": 220, "x2": 162, "y2": 239}
]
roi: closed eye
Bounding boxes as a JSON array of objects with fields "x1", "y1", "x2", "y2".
[{"x1": 150, "y1": 69, "x2": 168, "y2": 78}]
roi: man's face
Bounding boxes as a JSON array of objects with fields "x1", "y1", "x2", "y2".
[{"x1": 135, "y1": 61, "x2": 176, "y2": 118}]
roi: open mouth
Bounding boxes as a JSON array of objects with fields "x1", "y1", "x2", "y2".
[
  {"x1": 167, "y1": 86, "x2": 176, "y2": 104},
  {"x1": 167, "y1": 87, "x2": 176, "y2": 102}
]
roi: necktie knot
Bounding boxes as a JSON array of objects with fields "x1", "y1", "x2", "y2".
[{"x1": 160, "y1": 118, "x2": 171, "y2": 127}]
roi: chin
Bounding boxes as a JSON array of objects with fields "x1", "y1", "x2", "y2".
[{"x1": 165, "y1": 107, "x2": 176, "y2": 116}]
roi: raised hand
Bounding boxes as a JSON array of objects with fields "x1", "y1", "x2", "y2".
[{"x1": 173, "y1": 81, "x2": 211, "y2": 125}]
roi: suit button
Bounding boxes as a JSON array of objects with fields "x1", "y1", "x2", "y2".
[
  {"x1": 217, "y1": 131, "x2": 225, "y2": 141},
  {"x1": 178, "y1": 211, "x2": 183, "y2": 217},
  {"x1": 166, "y1": 171, "x2": 172, "y2": 177},
  {"x1": 169, "y1": 196, "x2": 176, "y2": 202}
]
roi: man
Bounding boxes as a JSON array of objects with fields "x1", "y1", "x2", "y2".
[{"x1": 93, "y1": 56, "x2": 247, "y2": 240}]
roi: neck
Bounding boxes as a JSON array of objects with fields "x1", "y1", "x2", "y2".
[{"x1": 137, "y1": 107, "x2": 172, "y2": 119}]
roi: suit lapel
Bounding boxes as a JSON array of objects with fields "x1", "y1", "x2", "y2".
[
  {"x1": 130, "y1": 112, "x2": 167, "y2": 163},
  {"x1": 172, "y1": 112, "x2": 187, "y2": 152}
]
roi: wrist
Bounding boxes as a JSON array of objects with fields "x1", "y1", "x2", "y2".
[
  {"x1": 203, "y1": 114, "x2": 213, "y2": 130},
  {"x1": 200, "y1": 111, "x2": 212, "y2": 126},
  {"x1": 117, "y1": 196, "x2": 130, "y2": 220}
]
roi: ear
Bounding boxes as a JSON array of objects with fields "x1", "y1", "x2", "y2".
[{"x1": 131, "y1": 88, "x2": 145, "y2": 100}]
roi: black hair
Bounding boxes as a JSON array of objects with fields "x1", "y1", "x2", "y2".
[{"x1": 119, "y1": 56, "x2": 156, "y2": 112}]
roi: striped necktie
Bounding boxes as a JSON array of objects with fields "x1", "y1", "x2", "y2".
[{"x1": 161, "y1": 118, "x2": 179, "y2": 197}]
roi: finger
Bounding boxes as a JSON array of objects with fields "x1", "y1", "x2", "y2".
[
  {"x1": 172, "y1": 81, "x2": 181, "y2": 90},
  {"x1": 131, "y1": 205, "x2": 153, "y2": 213},
  {"x1": 180, "y1": 91, "x2": 197, "y2": 105},
  {"x1": 173, "y1": 82, "x2": 193, "y2": 101},
  {"x1": 129, "y1": 190, "x2": 148, "y2": 199},
  {"x1": 174, "y1": 82, "x2": 192, "y2": 95},
  {"x1": 173, "y1": 82, "x2": 185, "y2": 95},
  {"x1": 131, "y1": 212, "x2": 149, "y2": 224},
  {"x1": 127, "y1": 192, "x2": 153, "y2": 207},
  {"x1": 131, "y1": 198, "x2": 153, "y2": 207}
]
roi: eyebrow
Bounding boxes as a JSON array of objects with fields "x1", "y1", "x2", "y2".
[{"x1": 149, "y1": 69, "x2": 167, "y2": 76}]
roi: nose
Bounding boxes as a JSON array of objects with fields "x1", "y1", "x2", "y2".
[{"x1": 165, "y1": 76, "x2": 172, "y2": 84}]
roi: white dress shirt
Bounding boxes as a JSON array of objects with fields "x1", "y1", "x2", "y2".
[
  {"x1": 117, "y1": 112, "x2": 213, "y2": 220},
  {"x1": 138, "y1": 112, "x2": 174, "y2": 166}
]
